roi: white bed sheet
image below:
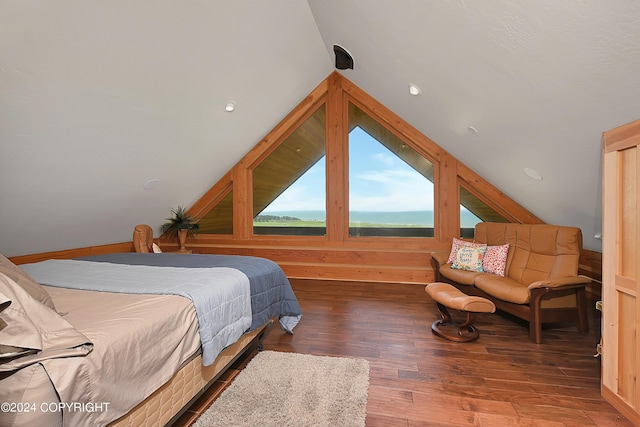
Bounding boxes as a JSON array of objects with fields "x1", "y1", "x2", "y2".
[{"x1": 41, "y1": 286, "x2": 200, "y2": 426}]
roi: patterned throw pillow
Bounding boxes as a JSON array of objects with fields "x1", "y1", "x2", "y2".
[
  {"x1": 447, "y1": 237, "x2": 487, "y2": 264},
  {"x1": 482, "y1": 244, "x2": 509, "y2": 276},
  {"x1": 451, "y1": 245, "x2": 487, "y2": 272}
]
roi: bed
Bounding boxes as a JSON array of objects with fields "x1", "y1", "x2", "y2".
[{"x1": 0, "y1": 253, "x2": 302, "y2": 427}]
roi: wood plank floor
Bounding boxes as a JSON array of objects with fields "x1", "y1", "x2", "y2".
[{"x1": 175, "y1": 279, "x2": 632, "y2": 426}]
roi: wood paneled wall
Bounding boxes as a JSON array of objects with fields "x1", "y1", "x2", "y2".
[{"x1": 10, "y1": 242, "x2": 133, "y2": 264}]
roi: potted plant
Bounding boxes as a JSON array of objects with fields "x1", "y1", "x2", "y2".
[{"x1": 160, "y1": 205, "x2": 199, "y2": 252}]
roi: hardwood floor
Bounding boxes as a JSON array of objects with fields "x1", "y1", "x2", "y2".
[{"x1": 175, "y1": 279, "x2": 631, "y2": 426}]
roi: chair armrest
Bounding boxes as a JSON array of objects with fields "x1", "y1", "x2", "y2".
[
  {"x1": 430, "y1": 250, "x2": 451, "y2": 266},
  {"x1": 527, "y1": 276, "x2": 592, "y2": 290}
]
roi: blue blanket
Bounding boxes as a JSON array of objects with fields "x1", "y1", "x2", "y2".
[
  {"x1": 22, "y1": 259, "x2": 252, "y2": 366},
  {"x1": 77, "y1": 253, "x2": 302, "y2": 333}
]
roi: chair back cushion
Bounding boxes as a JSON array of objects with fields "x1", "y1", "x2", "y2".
[
  {"x1": 474, "y1": 223, "x2": 583, "y2": 285},
  {"x1": 133, "y1": 224, "x2": 153, "y2": 253}
]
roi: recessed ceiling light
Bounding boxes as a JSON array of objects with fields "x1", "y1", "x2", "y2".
[
  {"x1": 143, "y1": 179, "x2": 159, "y2": 190},
  {"x1": 524, "y1": 167, "x2": 543, "y2": 181},
  {"x1": 224, "y1": 101, "x2": 235, "y2": 112},
  {"x1": 408, "y1": 84, "x2": 421, "y2": 96}
]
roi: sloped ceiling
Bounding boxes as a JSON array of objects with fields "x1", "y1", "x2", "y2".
[
  {"x1": 2, "y1": 1, "x2": 639, "y2": 257},
  {"x1": 0, "y1": 1, "x2": 332, "y2": 256},
  {"x1": 308, "y1": 0, "x2": 640, "y2": 254}
]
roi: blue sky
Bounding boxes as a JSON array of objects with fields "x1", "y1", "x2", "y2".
[{"x1": 263, "y1": 127, "x2": 435, "y2": 212}]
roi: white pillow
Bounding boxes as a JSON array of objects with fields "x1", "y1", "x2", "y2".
[
  {"x1": 0, "y1": 273, "x2": 92, "y2": 370},
  {"x1": 0, "y1": 253, "x2": 56, "y2": 311}
]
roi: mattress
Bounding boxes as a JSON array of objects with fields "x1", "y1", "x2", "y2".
[
  {"x1": 1, "y1": 300, "x2": 272, "y2": 427},
  {"x1": 0, "y1": 284, "x2": 201, "y2": 427},
  {"x1": 108, "y1": 319, "x2": 272, "y2": 427}
]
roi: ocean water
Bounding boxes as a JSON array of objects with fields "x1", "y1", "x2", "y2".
[{"x1": 261, "y1": 210, "x2": 481, "y2": 227}]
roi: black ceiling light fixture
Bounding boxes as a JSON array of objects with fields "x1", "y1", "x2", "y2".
[{"x1": 333, "y1": 45, "x2": 354, "y2": 70}]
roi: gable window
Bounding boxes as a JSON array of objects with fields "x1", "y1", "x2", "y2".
[
  {"x1": 459, "y1": 185, "x2": 508, "y2": 237},
  {"x1": 252, "y1": 104, "x2": 327, "y2": 236},
  {"x1": 197, "y1": 188, "x2": 234, "y2": 234},
  {"x1": 170, "y1": 73, "x2": 543, "y2": 285},
  {"x1": 348, "y1": 102, "x2": 435, "y2": 237}
]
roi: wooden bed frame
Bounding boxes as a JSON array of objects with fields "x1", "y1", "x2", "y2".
[{"x1": 109, "y1": 319, "x2": 273, "y2": 427}]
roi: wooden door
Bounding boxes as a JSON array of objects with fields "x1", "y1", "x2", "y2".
[{"x1": 602, "y1": 119, "x2": 640, "y2": 425}]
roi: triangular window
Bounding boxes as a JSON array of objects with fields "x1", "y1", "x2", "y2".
[
  {"x1": 198, "y1": 189, "x2": 234, "y2": 234},
  {"x1": 348, "y1": 102, "x2": 435, "y2": 237},
  {"x1": 252, "y1": 104, "x2": 326, "y2": 235},
  {"x1": 459, "y1": 184, "x2": 509, "y2": 237}
]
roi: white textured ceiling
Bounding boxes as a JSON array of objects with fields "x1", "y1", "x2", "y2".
[
  {"x1": 0, "y1": 1, "x2": 332, "y2": 256},
  {"x1": 308, "y1": 0, "x2": 640, "y2": 253},
  {"x1": 2, "y1": 0, "x2": 640, "y2": 256}
]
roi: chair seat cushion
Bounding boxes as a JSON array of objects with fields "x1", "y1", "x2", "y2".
[
  {"x1": 439, "y1": 264, "x2": 481, "y2": 285},
  {"x1": 474, "y1": 274, "x2": 529, "y2": 304}
]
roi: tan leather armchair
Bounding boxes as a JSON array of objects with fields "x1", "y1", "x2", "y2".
[{"x1": 132, "y1": 224, "x2": 154, "y2": 253}]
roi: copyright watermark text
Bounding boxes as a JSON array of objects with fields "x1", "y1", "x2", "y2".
[{"x1": 1, "y1": 401, "x2": 110, "y2": 413}]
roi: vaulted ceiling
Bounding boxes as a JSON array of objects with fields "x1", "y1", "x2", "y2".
[{"x1": 2, "y1": 1, "x2": 639, "y2": 257}]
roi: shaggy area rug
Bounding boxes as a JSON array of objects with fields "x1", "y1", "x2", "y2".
[{"x1": 192, "y1": 351, "x2": 370, "y2": 427}]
